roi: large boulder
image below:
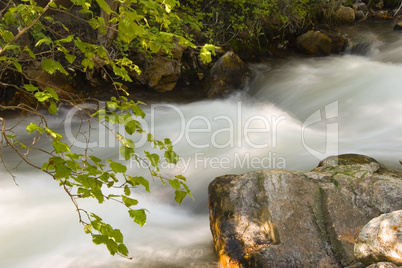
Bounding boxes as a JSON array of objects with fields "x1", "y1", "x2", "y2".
[
  {"x1": 208, "y1": 154, "x2": 402, "y2": 268},
  {"x1": 335, "y1": 6, "x2": 356, "y2": 24},
  {"x1": 204, "y1": 51, "x2": 250, "y2": 98},
  {"x1": 296, "y1": 31, "x2": 332, "y2": 56},
  {"x1": 131, "y1": 42, "x2": 186, "y2": 92},
  {"x1": 354, "y1": 210, "x2": 402, "y2": 266}
]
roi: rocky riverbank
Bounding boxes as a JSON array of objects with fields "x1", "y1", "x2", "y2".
[{"x1": 208, "y1": 154, "x2": 402, "y2": 268}]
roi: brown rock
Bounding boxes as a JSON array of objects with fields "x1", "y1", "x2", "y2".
[
  {"x1": 204, "y1": 51, "x2": 250, "y2": 98},
  {"x1": 131, "y1": 42, "x2": 185, "y2": 92},
  {"x1": 394, "y1": 21, "x2": 402, "y2": 31},
  {"x1": 296, "y1": 31, "x2": 332, "y2": 56},
  {"x1": 354, "y1": 210, "x2": 402, "y2": 266},
  {"x1": 336, "y1": 6, "x2": 356, "y2": 24},
  {"x1": 209, "y1": 154, "x2": 402, "y2": 268}
]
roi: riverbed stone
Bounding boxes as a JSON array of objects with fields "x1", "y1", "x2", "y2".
[
  {"x1": 130, "y1": 41, "x2": 185, "y2": 92},
  {"x1": 354, "y1": 210, "x2": 402, "y2": 266},
  {"x1": 296, "y1": 30, "x2": 332, "y2": 56},
  {"x1": 208, "y1": 154, "x2": 402, "y2": 268},
  {"x1": 394, "y1": 21, "x2": 402, "y2": 31},
  {"x1": 335, "y1": 6, "x2": 356, "y2": 24},
  {"x1": 204, "y1": 51, "x2": 250, "y2": 98}
]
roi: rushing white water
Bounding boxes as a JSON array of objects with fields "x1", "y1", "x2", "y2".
[{"x1": 1, "y1": 21, "x2": 402, "y2": 267}]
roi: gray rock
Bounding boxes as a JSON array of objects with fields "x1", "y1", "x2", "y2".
[
  {"x1": 208, "y1": 154, "x2": 402, "y2": 268},
  {"x1": 355, "y1": 210, "x2": 402, "y2": 266}
]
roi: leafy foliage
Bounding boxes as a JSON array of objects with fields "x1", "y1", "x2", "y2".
[{"x1": 0, "y1": 0, "x2": 201, "y2": 258}]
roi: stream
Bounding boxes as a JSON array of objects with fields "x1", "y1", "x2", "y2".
[{"x1": 1, "y1": 20, "x2": 402, "y2": 267}]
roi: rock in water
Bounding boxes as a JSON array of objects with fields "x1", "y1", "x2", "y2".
[
  {"x1": 208, "y1": 154, "x2": 402, "y2": 268},
  {"x1": 204, "y1": 51, "x2": 250, "y2": 98},
  {"x1": 354, "y1": 210, "x2": 402, "y2": 266},
  {"x1": 394, "y1": 21, "x2": 402, "y2": 31},
  {"x1": 296, "y1": 31, "x2": 332, "y2": 56}
]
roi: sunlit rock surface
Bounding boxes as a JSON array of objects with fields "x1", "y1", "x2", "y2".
[
  {"x1": 208, "y1": 154, "x2": 402, "y2": 268},
  {"x1": 355, "y1": 210, "x2": 402, "y2": 266}
]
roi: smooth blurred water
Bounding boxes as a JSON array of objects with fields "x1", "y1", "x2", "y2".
[{"x1": 1, "y1": 21, "x2": 402, "y2": 267}]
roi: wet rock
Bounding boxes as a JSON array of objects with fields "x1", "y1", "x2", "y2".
[
  {"x1": 208, "y1": 154, "x2": 402, "y2": 268},
  {"x1": 355, "y1": 10, "x2": 367, "y2": 21},
  {"x1": 394, "y1": 21, "x2": 402, "y2": 31},
  {"x1": 296, "y1": 30, "x2": 332, "y2": 56},
  {"x1": 131, "y1": 42, "x2": 186, "y2": 92},
  {"x1": 335, "y1": 6, "x2": 356, "y2": 24},
  {"x1": 324, "y1": 31, "x2": 348, "y2": 53},
  {"x1": 354, "y1": 210, "x2": 402, "y2": 266},
  {"x1": 204, "y1": 51, "x2": 250, "y2": 98}
]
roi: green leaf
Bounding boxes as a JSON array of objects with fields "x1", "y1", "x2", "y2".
[
  {"x1": 66, "y1": 153, "x2": 82, "y2": 160},
  {"x1": 120, "y1": 145, "x2": 134, "y2": 161},
  {"x1": 174, "y1": 190, "x2": 187, "y2": 205},
  {"x1": 24, "y1": 84, "x2": 38, "y2": 92},
  {"x1": 44, "y1": 127, "x2": 63, "y2": 139},
  {"x1": 164, "y1": 138, "x2": 173, "y2": 150},
  {"x1": 49, "y1": 1, "x2": 57, "y2": 8},
  {"x1": 44, "y1": 16, "x2": 54, "y2": 22},
  {"x1": 55, "y1": 163, "x2": 72, "y2": 179},
  {"x1": 175, "y1": 175, "x2": 186, "y2": 181},
  {"x1": 92, "y1": 234, "x2": 107, "y2": 245},
  {"x1": 165, "y1": 150, "x2": 179, "y2": 164},
  {"x1": 53, "y1": 139, "x2": 70, "y2": 153},
  {"x1": 2, "y1": 30, "x2": 14, "y2": 42},
  {"x1": 65, "y1": 54, "x2": 76, "y2": 64},
  {"x1": 45, "y1": 87, "x2": 59, "y2": 100},
  {"x1": 145, "y1": 152, "x2": 160, "y2": 167},
  {"x1": 12, "y1": 61, "x2": 22, "y2": 72},
  {"x1": 127, "y1": 176, "x2": 150, "y2": 192},
  {"x1": 118, "y1": 243, "x2": 129, "y2": 256},
  {"x1": 36, "y1": 37, "x2": 53, "y2": 47},
  {"x1": 108, "y1": 160, "x2": 127, "y2": 173},
  {"x1": 112, "y1": 229, "x2": 124, "y2": 243},
  {"x1": 34, "y1": 91, "x2": 51, "y2": 102},
  {"x1": 89, "y1": 156, "x2": 101, "y2": 163},
  {"x1": 42, "y1": 58, "x2": 69, "y2": 75},
  {"x1": 106, "y1": 239, "x2": 118, "y2": 255},
  {"x1": 96, "y1": 0, "x2": 112, "y2": 14},
  {"x1": 6, "y1": 134, "x2": 16, "y2": 139},
  {"x1": 128, "y1": 209, "x2": 147, "y2": 226},
  {"x1": 24, "y1": 46, "x2": 36, "y2": 59},
  {"x1": 132, "y1": 104, "x2": 146, "y2": 118},
  {"x1": 124, "y1": 185, "x2": 131, "y2": 196},
  {"x1": 26, "y1": 123, "x2": 43, "y2": 133},
  {"x1": 84, "y1": 224, "x2": 92, "y2": 234},
  {"x1": 122, "y1": 196, "x2": 138, "y2": 207},
  {"x1": 169, "y1": 179, "x2": 181, "y2": 190},
  {"x1": 58, "y1": 35, "x2": 74, "y2": 43},
  {"x1": 48, "y1": 100, "x2": 58, "y2": 115}
]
